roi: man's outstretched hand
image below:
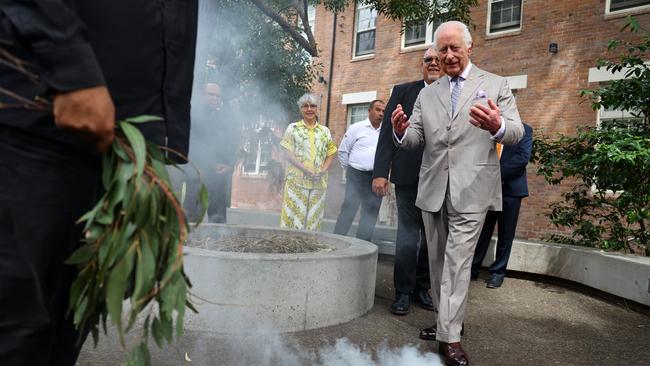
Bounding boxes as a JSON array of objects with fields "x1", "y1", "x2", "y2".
[
  {"x1": 391, "y1": 104, "x2": 409, "y2": 138},
  {"x1": 469, "y1": 98, "x2": 501, "y2": 134},
  {"x1": 53, "y1": 86, "x2": 115, "y2": 153}
]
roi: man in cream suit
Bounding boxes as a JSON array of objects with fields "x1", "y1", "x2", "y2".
[{"x1": 392, "y1": 21, "x2": 524, "y2": 366}]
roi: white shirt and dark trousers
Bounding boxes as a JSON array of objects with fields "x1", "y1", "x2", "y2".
[{"x1": 334, "y1": 119, "x2": 383, "y2": 241}]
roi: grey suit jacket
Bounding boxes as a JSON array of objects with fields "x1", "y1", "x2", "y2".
[{"x1": 398, "y1": 65, "x2": 524, "y2": 214}]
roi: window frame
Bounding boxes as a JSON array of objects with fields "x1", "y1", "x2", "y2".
[
  {"x1": 401, "y1": 19, "x2": 434, "y2": 50},
  {"x1": 307, "y1": 4, "x2": 316, "y2": 33},
  {"x1": 346, "y1": 103, "x2": 371, "y2": 128},
  {"x1": 240, "y1": 118, "x2": 275, "y2": 177},
  {"x1": 486, "y1": 0, "x2": 523, "y2": 36},
  {"x1": 353, "y1": 2, "x2": 377, "y2": 58},
  {"x1": 606, "y1": 0, "x2": 650, "y2": 15},
  {"x1": 401, "y1": 0, "x2": 447, "y2": 50}
]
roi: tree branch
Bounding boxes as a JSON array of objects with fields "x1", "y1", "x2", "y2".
[
  {"x1": 249, "y1": 0, "x2": 318, "y2": 57},
  {"x1": 297, "y1": 0, "x2": 317, "y2": 54}
]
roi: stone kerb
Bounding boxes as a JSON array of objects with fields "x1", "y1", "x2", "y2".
[{"x1": 483, "y1": 239, "x2": 650, "y2": 306}]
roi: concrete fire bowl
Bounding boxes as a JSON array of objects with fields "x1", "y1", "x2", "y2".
[{"x1": 183, "y1": 224, "x2": 378, "y2": 333}]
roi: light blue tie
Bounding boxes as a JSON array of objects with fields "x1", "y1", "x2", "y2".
[{"x1": 450, "y1": 76, "x2": 462, "y2": 116}]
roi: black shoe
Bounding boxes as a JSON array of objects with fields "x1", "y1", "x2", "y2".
[
  {"x1": 390, "y1": 293, "x2": 410, "y2": 315},
  {"x1": 419, "y1": 324, "x2": 465, "y2": 340},
  {"x1": 414, "y1": 290, "x2": 435, "y2": 311},
  {"x1": 486, "y1": 274, "x2": 504, "y2": 289},
  {"x1": 470, "y1": 271, "x2": 479, "y2": 280}
]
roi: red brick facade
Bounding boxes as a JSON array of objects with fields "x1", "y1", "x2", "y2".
[{"x1": 231, "y1": 0, "x2": 650, "y2": 240}]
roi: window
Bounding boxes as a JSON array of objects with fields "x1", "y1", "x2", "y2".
[
  {"x1": 597, "y1": 104, "x2": 642, "y2": 127},
  {"x1": 241, "y1": 117, "x2": 275, "y2": 175},
  {"x1": 354, "y1": 2, "x2": 377, "y2": 57},
  {"x1": 402, "y1": 1, "x2": 447, "y2": 48},
  {"x1": 300, "y1": 4, "x2": 316, "y2": 34},
  {"x1": 347, "y1": 103, "x2": 370, "y2": 126},
  {"x1": 308, "y1": 5, "x2": 316, "y2": 32},
  {"x1": 488, "y1": 0, "x2": 522, "y2": 34},
  {"x1": 607, "y1": 0, "x2": 650, "y2": 13},
  {"x1": 404, "y1": 20, "x2": 427, "y2": 47}
]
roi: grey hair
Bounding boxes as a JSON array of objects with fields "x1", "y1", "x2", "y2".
[
  {"x1": 297, "y1": 93, "x2": 319, "y2": 108},
  {"x1": 432, "y1": 21, "x2": 473, "y2": 50}
]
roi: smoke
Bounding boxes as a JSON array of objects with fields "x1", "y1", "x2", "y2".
[
  {"x1": 180, "y1": 4, "x2": 443, "y2": 365},
  {"x1": 174, "y1": 0, "x2": 316, "y2": 220},
  {"x1": 186, "y1": 330, "x2": 443, "y2": 366}
]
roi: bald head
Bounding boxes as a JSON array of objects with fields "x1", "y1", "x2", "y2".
[{"x1": 205, "y1": 83, "x2": 222, "y2": 110}]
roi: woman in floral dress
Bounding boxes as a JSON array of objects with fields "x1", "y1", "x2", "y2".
[{"x1": 280, "y1": 93, "x2": 337, "y2": 230}]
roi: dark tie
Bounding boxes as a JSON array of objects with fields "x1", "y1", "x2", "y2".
[{"x1": 451, "y1": 76, "x2": 462, "y2": 116}]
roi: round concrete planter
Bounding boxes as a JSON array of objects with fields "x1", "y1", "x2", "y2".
[{"x1": 183, "y1": 224, "x2": 378, "y2": 333}]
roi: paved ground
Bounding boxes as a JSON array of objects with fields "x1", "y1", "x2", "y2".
[{"x1": 78, "y1": 256, "x2": 650, "y2": 366}]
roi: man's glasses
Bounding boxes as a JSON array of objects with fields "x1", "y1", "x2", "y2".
[
  {"x1": 302, "y1": 104, "x2": 318, "y2": 109},
  {"x1": 423, "y1": 57, "x2": 438, "y2": 65}
]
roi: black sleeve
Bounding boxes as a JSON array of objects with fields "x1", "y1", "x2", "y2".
[
  {"x1": 501, "y1": 124, "x2": 533, "y2": 180},
  {"x1": 372, "y1": 84, "x2": 404, "y2": 180},
  {"x1": 0, "y1": 0, "x2": 105, "y2": 92}
]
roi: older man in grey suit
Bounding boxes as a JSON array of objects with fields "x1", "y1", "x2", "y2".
[{"x1": 392, "y1": 21, "x2": 524, "y2": 366}]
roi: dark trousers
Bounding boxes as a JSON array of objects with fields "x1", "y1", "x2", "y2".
[
  {"x1": 393, "y1": 184, "x2": 430, "y2": 295},
  {"x1": 0, "y1": 127, "x2": 100, "y2": 365},
  {"x1": 334, "y1": 167, "x2": 382, "y2": 241},
  {"x1": 185, "y1": 171, "x2": 232, "y2": 224},
  {"x1": 207, "y1": 172, "x2": 232, "y2": 224},
  {"x1": 472, "y1": 195, "x2": 523, "y2": 279}
]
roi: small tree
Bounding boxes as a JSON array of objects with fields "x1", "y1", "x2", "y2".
[{"x1": 533, "y1": 17, "x2": 649, "y2": 255}]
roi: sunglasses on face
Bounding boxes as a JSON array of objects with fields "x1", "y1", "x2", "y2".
[
  {"x1": 302, "y1": 104, "x2": 318, "y2": 109},
  {"x1": 423, "y1": 57, "x2": 438, "y2": 65}
]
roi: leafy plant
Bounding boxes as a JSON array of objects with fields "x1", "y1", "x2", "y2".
[
  {"x1": 66, "y1": 116, "x2": 208, "y2": 365},
  {"x1": 532, "y1": 17, "x2": 649, "y2": 255}
]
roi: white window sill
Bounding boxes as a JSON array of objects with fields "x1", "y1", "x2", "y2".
[
  {"x1": 351, "y1": 54, "x2": 375, "y2": 62},
  {"x1": 604, "y1": 6, "x2": 650, "y2": 20},
  {"x1": 485, "y1": 28, "x2": 522, "y2": 40}
]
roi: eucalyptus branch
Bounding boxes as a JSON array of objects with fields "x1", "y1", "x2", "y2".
[{"x1": 0, "y1": 85, "x2": 50, "y2": 111}]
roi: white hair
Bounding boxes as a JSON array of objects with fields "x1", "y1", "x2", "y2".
[
  {"x1": 297, "y1": 93, "x2": 319, "y2": 108},
  {"x1": 432, "y1": 21, "x2": 473, "y2": 50}
]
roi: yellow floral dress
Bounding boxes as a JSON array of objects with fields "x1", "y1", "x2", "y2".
[{"x1": 279, "y1": 120, "x2": 337, "y2": 230}]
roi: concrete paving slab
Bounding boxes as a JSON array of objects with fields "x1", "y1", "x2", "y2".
[{"x1": 78, "y1": 256, "x2": 650, "y2": 366}]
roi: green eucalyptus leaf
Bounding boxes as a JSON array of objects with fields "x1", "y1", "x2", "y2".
[
  {"x1": 124, "y1": 115, "x2": 163, "y2": 124},
  {"x1": 195, "y1": 184, "x2": 209, "y2": 225},
  {"x1": 151, "y1": 317, "x2": 164, "y2": 348},
  {"x1": 119, "y1": 121, "x2": 147, "y2": 177},
  {"x1": 106, "y1": 246, "x2": 135, "y2": 333},
  {"x1": 132, "y1": 238, "x2": 156, "y2": 304},
  {"x1": 66, "y1": 244, "x2": 96, "y2": 265}
]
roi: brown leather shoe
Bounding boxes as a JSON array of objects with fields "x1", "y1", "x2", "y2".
[
  {"x1": 419, "y1": 324, "x2": 464, "y2": 340},
  {"x1": 438, "y1": 342, "x2": 470, "y2": 366}
]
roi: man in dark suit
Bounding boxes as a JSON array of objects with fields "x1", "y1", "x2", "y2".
[
  {"x1": 372, "y1": 47, "x2": 443, "y2": 315},
  {"x1": 472, "y1": 123, "x2": 533, "y2": 288},
  {"x1": 0, "y1": 1, "x2": 197, "y2": 365}
]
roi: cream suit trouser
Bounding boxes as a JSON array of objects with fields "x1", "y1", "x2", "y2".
[{"x1": 422, "y1": 185, "x2": 486, "y2": 343}]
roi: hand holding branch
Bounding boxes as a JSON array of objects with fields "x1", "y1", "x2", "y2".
[{"x1": 53, "y1": 86, "x2": 115, "y2": 153}]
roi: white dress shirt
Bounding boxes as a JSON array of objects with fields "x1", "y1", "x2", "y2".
[{"x1": 338, "y1": 118, "x2": 381, "y2": 172}]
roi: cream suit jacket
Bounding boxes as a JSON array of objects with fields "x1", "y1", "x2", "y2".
[{"x1": 398, "y1": 65, "x2": 524, "y2": 213}]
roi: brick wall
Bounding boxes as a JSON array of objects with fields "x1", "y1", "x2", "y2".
[{"x1": 231, "y1": 0, "x2": 650, "y2": 240}]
